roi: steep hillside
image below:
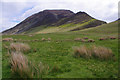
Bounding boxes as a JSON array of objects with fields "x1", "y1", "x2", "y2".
[
  {"x1": 79, "y1": 20, "x2": 118, "y2": 35},
  {"x1": 25, "y1": 19, "x2": 106, "y2": 34},
  {"x1": 2, "y1": 10, "x2": 106, "y2": 34}
]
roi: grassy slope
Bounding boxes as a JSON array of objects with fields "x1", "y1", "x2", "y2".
[
  {"x1": 79, "y1": 21, "x2": 118, "y2": 35},
  {"x1": 2, "y1": 21, "x2": 118, "y2": 78},
  {"x1": 24, "y1": 19, "x2": 98, "y2": 34}
]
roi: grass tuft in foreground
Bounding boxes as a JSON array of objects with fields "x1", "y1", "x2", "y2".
[
  {"x1": 9, "y1": 43, "x2": 49, "y2": 78},
  {"x1": 10, "y1": 52, "x2": 34, "y2": 78}
]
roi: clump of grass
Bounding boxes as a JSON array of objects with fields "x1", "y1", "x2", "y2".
[
  {"x1": 34, "y1": 39, "x2": 39, "y2": 41},
  {"x1": 10, "y1": 52, "x2": 33, "y2": 78},
  {"x1": 7, "y1": 42, "x2": 49, "y2": 78},
  {"x1": 10, "y1": 43, "x2": 30, "y2": 52},
  {"x1": 2, "y1": 38, "x2": 13, "y2": 42},
  {"x1": 109, "y1": 36, "x2": 116, "y2": 40},
  {"x1": 41, "y1": 38, "x2": 46, "y2": 41},
  {"x1": 74, "y1": 38, "x2": 82, "y2": 41},
  {"x1": 99, "y1": 37, "x2": 109, "y2": 41},
  {"x1": 83, "y1": 37, "x2": 88, "y2": 39},
  {"x1": 73, "y1": 46, "x2": 92, "y2": 58},
  {"x1": 92, "y1": 45, "x2": 114, "y2": 60},
  {"x1": 10, "y1": 52, "x2": 49, "y2": 78},
  {"x1": 81, "y1": 39, "x2": 86, "y2": 42},
  {"x1": 72, "y1": 45, "x2": 115, "y2": 60},
  {"x1": 28, "y1": 34, "x2": 34, "y2": 37},
  {"x1": 88, "y1": 39, "x2": 95, "y2": 42},
  {"x1": 48, "y1": 38, "x2": 51, "y2": 41},
  {"x1": 99, "y1": 38, "x2": 105, "y2": 41},
  {"x1": 74, "y1": 38, "x2": 87, "y2": 42}
]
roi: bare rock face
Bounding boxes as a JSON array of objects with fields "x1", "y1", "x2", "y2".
[{"x1": 2, "y1": 10, "x2": 106, "y2": 34}]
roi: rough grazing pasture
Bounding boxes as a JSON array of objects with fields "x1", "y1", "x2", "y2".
[{"x1": 2, "y1": 21, "x2": 118, "y2": 78}]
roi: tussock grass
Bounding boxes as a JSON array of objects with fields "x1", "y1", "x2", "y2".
[
  {"x1": 28, "y1": 34, "x2": 34, "y2": 37},
  {"x1": 83, "y1": 37, "x2": 88, "y2": 39},
  {"x1": 88, "y1": 39, "x2": 95, "y2": 42},
  {"x1": 48, "y1": 38, "x2": 51, "y2": 41},
  {"x1": 41, "y1": 38, "x2": 46, "y2": 41},
  {"x1": 109, "y1": 36, "x2": 116, "y2": 40},
  {"x1": 10, "y1": 52, "x2": 49, "y2": 78},
  {"x1": 10, "y1": 43, "x2": 30, "y2": 52},
  {"x1": 92, "y1": 45, "x2": 114, "y2": 60},
  {"x1": 10, "y1": 52, "x2": 33, "y2": 78},
  {"x1": 74, "y1": 38, "x2": 81, "y2": 41},
  {"x1": 73, "y1": 46, "x2": 92, "y2": 58},
  {"x1": 2, "y1": 38, "x2": 13, "y2": 41},
  {"x1": 99, "y1": 38, "x2": 105, "y2": 41},
  {"x1": 73, "y1": 45, "x2": 115, "y2": 60},
  {"x1": 9, "y1": 42, "x2": 49, "y2": 78}
]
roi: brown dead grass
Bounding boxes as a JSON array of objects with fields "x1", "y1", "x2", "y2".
[
  {"x1": 92, "y1": 45, "x2": 114, "y2": 60},
  {"x1": 48, "y1": 38, "x2": 51, "y2": 41},
  {"x1": 73, "y1": 46, "x2": 92, "y2": 58},
  {"x1": 10, "y1": 52, "x2": 33, "y2": 78},
  {"x1": 74, "y1": 38, "x2": 82, "y2": 41},
  {"x1": 88, "y1": 39, "x2": 95, "y2": 42},
  {"x1": 73, "y1": 45, "x2": 114, "y2": 60},
  {"x1": 2, "y1": 38, "x2": 13, "y2": 42},
  {"x1": 10, "y1": 43, "x2": 30, "y2": 52},
  {"x1": 8, "y1": 42, "x2": 49, "y2": 78},
  {"x1": 41, "y1": 38, "x2": 46, "y2": 41},
  {"x1": 10, "y1": 52, "x2": 48, "y2": 78}
]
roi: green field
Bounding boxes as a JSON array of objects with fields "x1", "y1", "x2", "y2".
[{"x1": 2, "y1": 21, "x2": 118, "y2": 78}]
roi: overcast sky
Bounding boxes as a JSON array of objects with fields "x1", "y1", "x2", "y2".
[{"x1": 0, "y1": 0, "x2": 119, "y2": 32}]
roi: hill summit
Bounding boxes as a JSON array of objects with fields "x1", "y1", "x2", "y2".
[{"x1": 2, "y1": 9, "x2": 106, "y2": 34}]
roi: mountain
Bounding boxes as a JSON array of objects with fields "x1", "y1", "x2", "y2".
[
  {"x1": 2, "y1": 9, "x2": 106, "y2": 34},
  {"x1": 117, "y1": 18, "x2": 120, "y2": 21}
]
